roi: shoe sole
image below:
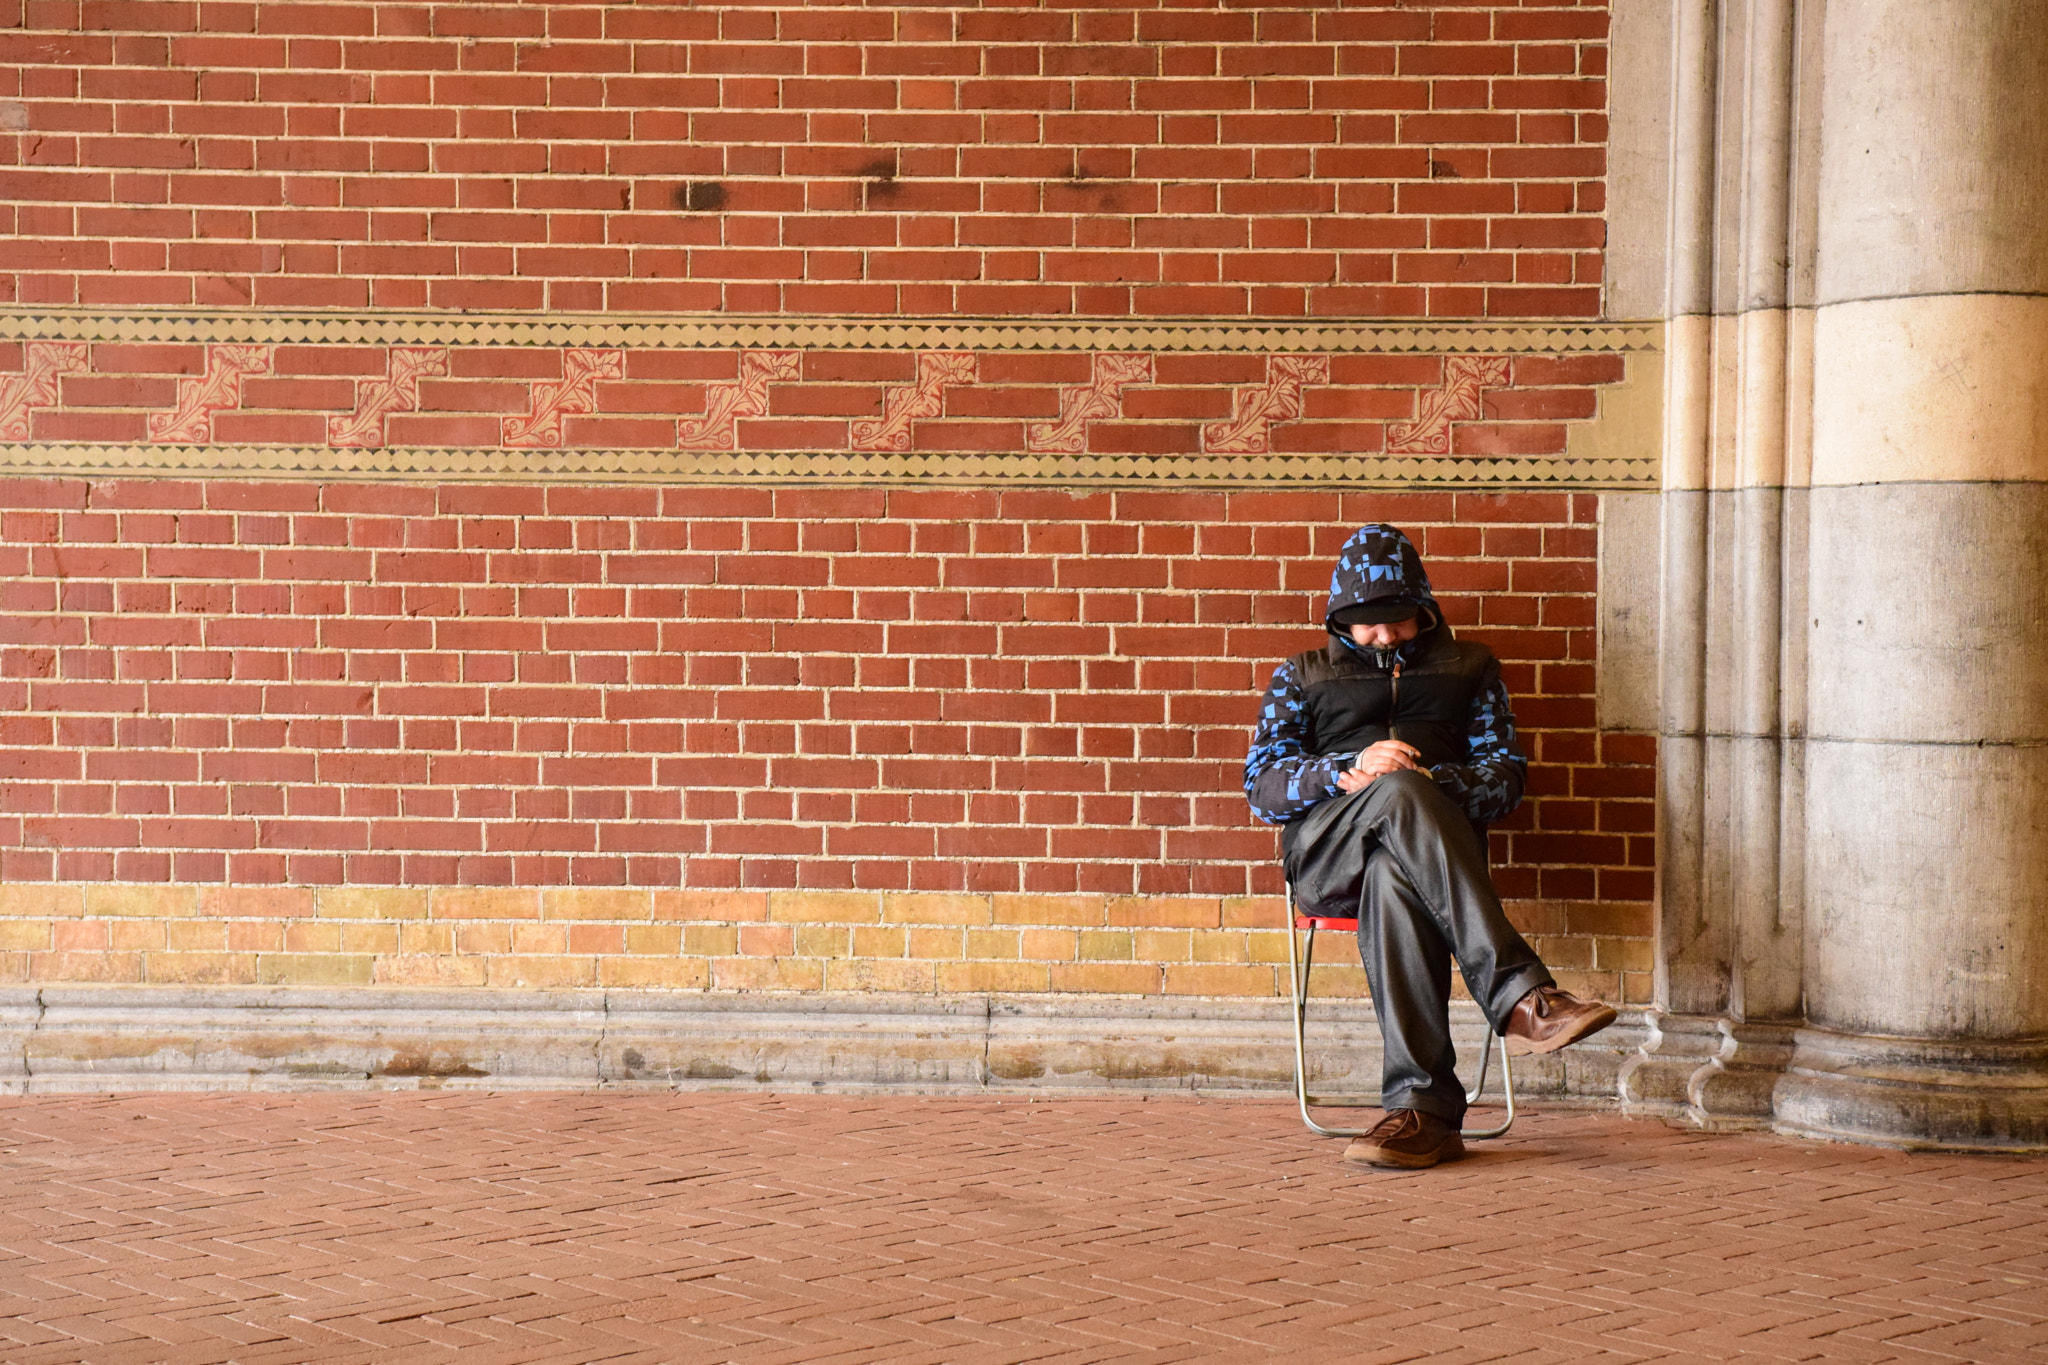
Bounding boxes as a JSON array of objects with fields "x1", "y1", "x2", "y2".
[
  {"x1": 1504, "y1": 1003, "x2": 1618, "y2": 1057},
  {"x1": 1343, "y1": 1139, "x2": 1465, "y2": 1169}
]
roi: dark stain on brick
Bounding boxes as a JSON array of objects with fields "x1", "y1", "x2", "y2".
[
  {"x1": 859, "y1": 154, "x2": 900, "y2": 205},
  {"x1": 674, "y1": 181, "x2": 727, "y2": 212}
]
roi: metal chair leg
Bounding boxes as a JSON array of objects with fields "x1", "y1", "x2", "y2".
[
  {"x1": 1289, "y1": 884, "x2": 1375, "y2": 1138},
  {"x1": 1459, "y1": 1029, "x2": 1516, "y2": 1140},
  {"x1": 1287, "y1": 881, "x2": 1517, "y2": 1142}
]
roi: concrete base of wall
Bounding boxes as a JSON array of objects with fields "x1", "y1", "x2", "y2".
[{"x1": 0, "y1": 987, "x2": 1649, "y2": 1104}]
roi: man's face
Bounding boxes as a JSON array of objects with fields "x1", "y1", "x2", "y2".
[{"x1": 1348, "y1": 614, "x2": 1421, "y2": 649}]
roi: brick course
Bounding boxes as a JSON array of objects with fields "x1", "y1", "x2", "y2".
[
  {"x1": 0, "y1": 1, "x2": 1608, "y2": 318},
  {"x1": 0, "y1": 884, "x2": 1652, "y2": 1005}
]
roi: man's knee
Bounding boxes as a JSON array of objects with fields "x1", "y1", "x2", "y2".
[
  {"x1": 1368, "y1": 768, "x2": 1471, "y2": 844},
  {"x1": 1373, "y1": 768, "x2": 1438, "y2": 811}
]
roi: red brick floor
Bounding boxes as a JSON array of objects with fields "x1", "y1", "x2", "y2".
[{"x1": 0, "y1": 1093, "x2": 2041, "y2": 1364}]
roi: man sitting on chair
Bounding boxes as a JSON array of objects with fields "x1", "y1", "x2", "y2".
[{"x1": 1245, "y1": 523, "x2": 1616, "y2": 1169}]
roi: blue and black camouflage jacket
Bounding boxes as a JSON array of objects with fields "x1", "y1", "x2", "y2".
[{"x1": 1243, "y1": 523, "x2": 1528, "y2": 827}]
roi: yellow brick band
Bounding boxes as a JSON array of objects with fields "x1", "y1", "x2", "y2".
[{"x1": 0, "y1": 886, "x2": 1651, "y2": 1005}]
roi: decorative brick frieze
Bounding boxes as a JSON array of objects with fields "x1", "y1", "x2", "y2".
[{"x1": 0, "y1": 317, "x2": 1652, "y2": 487}]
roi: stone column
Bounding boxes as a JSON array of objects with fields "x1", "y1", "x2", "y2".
[{"x1": 1774, "y1": 0, "x2": 2048, "y2": 1148}]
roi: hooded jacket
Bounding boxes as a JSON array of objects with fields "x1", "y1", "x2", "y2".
[{"x1": 1243, "y1": 523, "x2": 1527, "y2": 843}]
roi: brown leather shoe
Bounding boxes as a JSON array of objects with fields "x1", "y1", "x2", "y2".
[
  {"x1": 1342, "y1": 1109, "x2": 1464, "y2": 1169},
  {"x1": 1503, "y1": 984, "x2": 1618, "y2": 1056}
]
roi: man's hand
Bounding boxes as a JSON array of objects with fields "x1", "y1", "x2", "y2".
[{"x1": 1336, "y1": 740, "x2": 1423, "y2": 793}]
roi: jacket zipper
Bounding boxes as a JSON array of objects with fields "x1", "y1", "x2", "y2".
[{"x1": 1389, "y1": 659, "x2": 1402, "y2": 745}]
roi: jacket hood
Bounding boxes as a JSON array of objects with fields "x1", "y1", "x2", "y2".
[{"x1": 1325, "y1": 523, "x2": 1440, "y2": 647}]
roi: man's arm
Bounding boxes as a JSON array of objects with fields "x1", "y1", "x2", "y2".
[
  {"x1": 1243, "y1": 659, "x2": 1355, "y2": 825},
  {"x1": 1427, "y1": 665, "x2": 1528, "y2": 823}
]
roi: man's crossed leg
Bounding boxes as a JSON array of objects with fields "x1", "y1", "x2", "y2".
[{"x1": 1289, "y1": 770, "x2": 1616, "y2": 1168}]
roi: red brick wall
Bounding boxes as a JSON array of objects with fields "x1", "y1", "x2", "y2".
[
  {"x1": 0, "y1": 1, "x2": 1649, "y2": 1005},
  {"x1": 0, "y1": 479, "x2": 1650, "y2": 906},
  {"x1": 0, "y1": 0, "x2": 1608, "y2": 318}
]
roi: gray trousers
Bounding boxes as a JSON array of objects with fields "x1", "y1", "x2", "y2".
[{"x1": 1285, "y1": 770, "x2": 1551, "y2": 1125}]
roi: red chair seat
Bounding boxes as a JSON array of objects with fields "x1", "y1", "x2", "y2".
[{"x1": 1294, "y1": 914, "x2": 1360, "y2": 932}]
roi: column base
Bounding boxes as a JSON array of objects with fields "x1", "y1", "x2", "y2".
[
  {"x1": 1617, "y1": 1011, "x2": 1722, "y2": 1116},
  {"x1": 1688, "y1": 1020, "x2": 1797, "y2": 1130},
  {"x1": 1774, "y1": 1027, "x2": 2048, "y2": 1152},
  {"x1": 1617, "y1": 1012, "x2": 1797, "y2": 1130}
]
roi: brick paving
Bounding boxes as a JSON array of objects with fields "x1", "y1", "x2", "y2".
[{"x1": 0, "y1": 1093, "x2": 2040, "y2": 1364}]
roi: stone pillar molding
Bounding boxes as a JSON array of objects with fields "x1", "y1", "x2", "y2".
[{"x1": 1620, "y1": 0, "x2": 1813, "y2": 1130}]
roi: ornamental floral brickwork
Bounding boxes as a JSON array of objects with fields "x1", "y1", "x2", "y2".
[{"x1": 0, "y1": 334, "x2": 1626, "y2": 466}]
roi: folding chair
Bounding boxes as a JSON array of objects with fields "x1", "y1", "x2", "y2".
[{"x1": 1284, "y1": 879, "x2": 1516, "y2": 1141}]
